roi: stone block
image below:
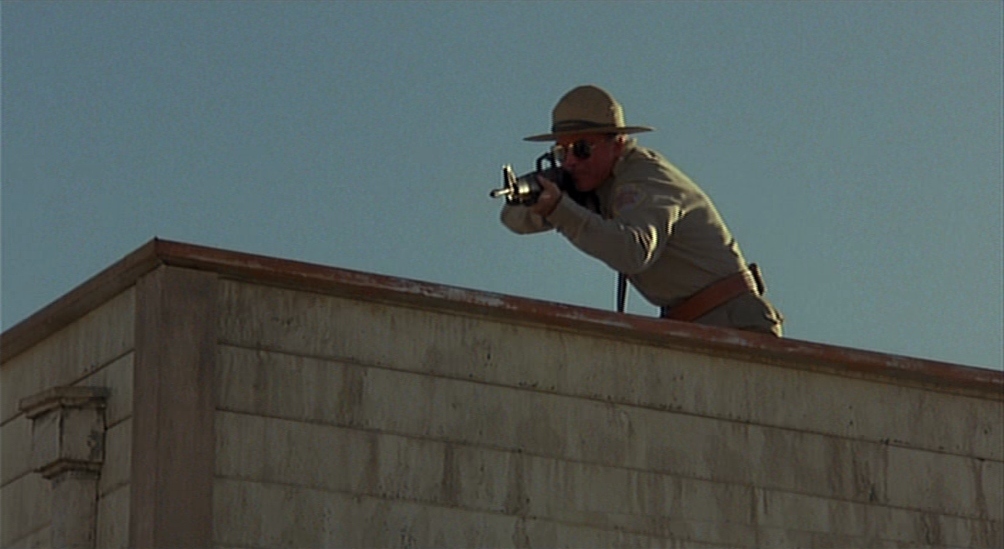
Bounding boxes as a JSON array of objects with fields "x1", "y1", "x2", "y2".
[
  {"x1": 981, "y1": 459, "x2": 1003, "y2": 522},
  {"x1": 19, "y1": 387, "x2": 108, "y2": 479},
  {"x1": 216, "y1": 411, "x2": 448, "y2": 503},
  {"x1": 357, "y1": 366, "x2": 439, "y2": 435},
  {"x1": 528, "y1": 457, "x2": 631, "y2": 519},
  {"x1": 745, "y1": 423, "x2": 892, "y2": 504},
  {"x1": 50, "y1": 470, "x2": 98, "y2": 549},
  {"x1": 665, "y1": 476, "x2": 753, "y2": 526},
  {"x1": 861, "y1": 504, "x2": 925, "y2": 544},
  {"x1": 447, "y1": 444, "x2": 514, "y2": 512},
  {"x1": 216, "y1": 346, "x2": 346, "y2": 422},
  {"x1": 217, "y1": 411, "x2": 346, "y2": 491},
  {"x1": 886, "y1": 445, "x2": 992, "y2": 519},
  {"x1": 98, "y1": 420, "x2": 131, "y2": 497},
  {"x1": 95, "y1": 484, "x2": 130, "y2": 549},
  {"x1": 632, "y1": 405, "x2": 752, "y2": 484},
  {"x1": 753, "y1": 488, "x2": 832, "y2": 534},
  {"x1": 3, "y1": 525, "x2": 50, "y2": 549},
  {"x1": 369, "y1": 431, "x2": 445, "y2": 502},
  {"x1": 0, "y1": 474, "x2": 50, "y2": 547},
  {"x1": 213, "y1": 478, "x2": 525, "y2": 549},
  {"x1": 429, "y1": 375, "x2": 570, "y2": 456},
  {"x1": 347, "y1": 497, "x2": 520, "y2": 549},
  {"x1": 213, "y1": 478, "x2": 328, "y2": 548},
  {"x1": 1, "y1": 414, "x2": 31, "y2": 485}
]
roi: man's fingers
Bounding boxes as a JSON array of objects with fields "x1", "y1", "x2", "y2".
[
  {"x1": 530, "y1": 176, "x2": 562, "y2": 217},
  {"x1": 537, "y1": 177, "x2": 558, "y2": 200},
  {"x1": 537, "y1": 176, "x2": 559, "y2": 192}
]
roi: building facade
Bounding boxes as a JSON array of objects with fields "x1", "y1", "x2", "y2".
[{"x1": 2, "y1": 239, "x2": 1001, "y2": 548}]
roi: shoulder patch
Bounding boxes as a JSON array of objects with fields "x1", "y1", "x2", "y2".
[{"x1": 613, "y1": 184, "x2": 645, "y2": 215}]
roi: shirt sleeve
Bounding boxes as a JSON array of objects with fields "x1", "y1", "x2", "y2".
[
  {"x1": 500, "y1": 203, "x2": 553, "y2": 234},
  {"x1": 545, "y1": 169, "x2": 683, "y2": 275}
]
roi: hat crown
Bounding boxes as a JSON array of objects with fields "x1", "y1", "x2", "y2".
[
  {"x1": 551, "y1": 85, "x2": 625, "y2": 132},
  {"x1": 524, "y1": 84, "x2": 652, "y2": 141}
]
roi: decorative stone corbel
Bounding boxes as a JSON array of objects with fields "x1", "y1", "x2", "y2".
[{"x1": 19, "y1": 386, "x2": 109, "y2": 549}]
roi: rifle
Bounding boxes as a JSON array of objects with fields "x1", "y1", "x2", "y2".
[{"x1": 489, "y1": 152, "x2": 597, "y2": 211}]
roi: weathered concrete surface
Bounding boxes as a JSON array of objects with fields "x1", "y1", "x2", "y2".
[
  {"x1": 1, "y1": 290, "x2": 133, "y2": 549},
  {"x1": 2, "y1": 239, "x2": 1001, "y2": 549},
  {"x1": 18, "y1": 386, "x2": 108, "y2": 549},
  {"x1": 213, "y1": 279, "x2": 1002, "y2": 548},
  {"x1": 49, "y1": 470, "x2": 99, "y2": 549},
  {"x1": 129, "y1": 266, "x2": 217, "y2": 549},
  {"x1": 1, "y1": 289, "x2": 133, "y2": 424}
]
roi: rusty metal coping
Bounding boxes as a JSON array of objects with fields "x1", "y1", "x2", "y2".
[{"x1": 2, "y1": 238, "x2": 1001, "y2": 399}]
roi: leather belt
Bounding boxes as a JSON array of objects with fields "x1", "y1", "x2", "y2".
[{"x1": 661, "y1": 265, "x2": 763, "y2": 322}]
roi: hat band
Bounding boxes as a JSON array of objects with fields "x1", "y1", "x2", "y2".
[{"x1": 551, "y1": 119, "x2": 617, "y2": 133}]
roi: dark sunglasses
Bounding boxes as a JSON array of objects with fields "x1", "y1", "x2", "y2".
[{"x1": 551, "y1": 139, "x2": 600, "y2": 162}]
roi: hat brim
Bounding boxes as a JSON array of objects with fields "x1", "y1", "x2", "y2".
[{"x1": 523, "y1": 125, "x2": 654, "y2": 142}]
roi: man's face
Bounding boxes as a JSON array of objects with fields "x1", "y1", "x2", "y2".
[{"x1": 553, "y1": 133, "x2": 624, "y2": 192}]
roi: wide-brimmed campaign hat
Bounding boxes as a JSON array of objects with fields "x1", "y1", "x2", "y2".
[{"x1": 523, "y1": 85, "x2": 655, "y2": 142}]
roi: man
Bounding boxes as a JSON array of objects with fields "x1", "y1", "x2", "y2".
[{"x1": 501, "y1": 84, "x2": 784, "y2": 336}]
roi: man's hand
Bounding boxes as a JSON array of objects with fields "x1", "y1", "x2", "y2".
[{"x1": 529, "y1": 175, "x2": 562, "y2": 218}]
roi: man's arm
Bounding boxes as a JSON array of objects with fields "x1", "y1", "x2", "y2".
[
  {"x1": 500, "y1": 202, "x2": 553, "y2": 234},
  {"x1": 546, "y1": 179, "x2": 681, "y2": 275}
]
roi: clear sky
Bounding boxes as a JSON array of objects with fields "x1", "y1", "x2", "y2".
[{"x1": 2, "y1": 1, "x2": 1002, "y2": 370}]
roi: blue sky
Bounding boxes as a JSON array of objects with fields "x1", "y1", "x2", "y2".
[{"x1": 2, "y1": 1, "x2": 1001, "y2": 369}]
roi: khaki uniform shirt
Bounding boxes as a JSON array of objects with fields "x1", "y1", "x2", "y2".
[{"x1": 501, "y1": 143, "x2": 782, "y2": 334}]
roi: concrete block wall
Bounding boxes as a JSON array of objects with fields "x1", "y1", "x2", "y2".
[
  {"x1": 213, "y1": 279, "x2": 1002, "y2": 548},
  {"x1": 2, "y1": 240, "x2": 1001, "y2": 548},
  {"x1": 1, "y1": 289, "x2": 134, "y2": 549}
]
